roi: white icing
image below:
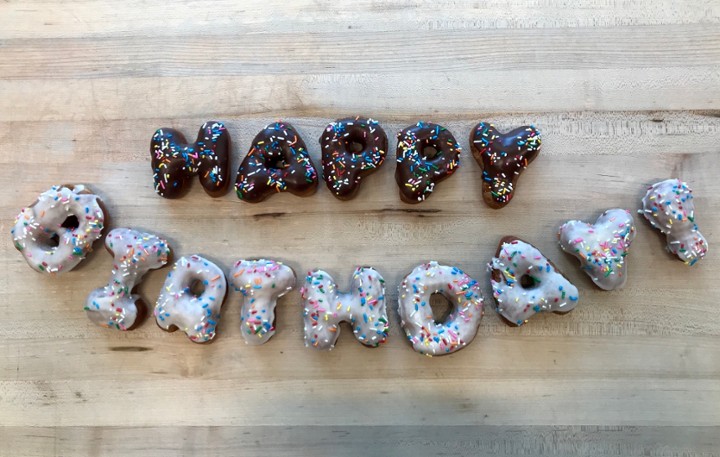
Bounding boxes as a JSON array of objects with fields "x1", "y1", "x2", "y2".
[
  {"x1": 301, "y1": 267, "x2": 388, "y2": 350},
  {"x1": 11, "y1": 184, "x2": 104, "y2": 274},
  {"x1": 155, "y1": 255, "x2": 227, "y2": 343},
  {"x1": 559, "y1": 208, "x2": 636, "y2": 290},
  {"x1": 641, "y1": 178, "x2": 708, "y2": 265},
  {"x1": 490, "y1": 238, "x2": 579, "y2": 325},
  {"x1": 230, "y1": 259, "x2": 296, "y2": 345},
  {"x1": 85, "y1": 228, "x2": 170, "y2": 330},
  {"x1": 398, "y1": 262, "x2": 484, "y2": 356}
]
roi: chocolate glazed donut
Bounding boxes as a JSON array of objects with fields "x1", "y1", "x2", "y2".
[
  {"x1": 469, "y1": 122, "x2": 541, "y2": 209},
  {"x1": 235, "y1": 121, "x2": 319, "y2": 203},
  {"x1": 320, "y1": 117, "x2": 388, "y2": 200},
  {"x1": 151, "y1": 121, "x2": 230, "y2": 198},
  {"x1": 395, "y1": 122, "x2": 461, "y2": 203}
]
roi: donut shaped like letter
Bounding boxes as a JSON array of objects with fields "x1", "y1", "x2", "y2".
[
  {"x1": 155, "y1": 255, "x2": 228, "y2": 343},
  {"x1": 11, "y1": 184, "x2": 105, "y2": 274},
  {"x1": 151, "y1": 121, "x2": 230, "y2": 198},
  {"x1": 395, "y1": 122, "x2": 460, "y2": 203},
  {"x1": 301, "y1": 267, "x2": 388, "y2": 350},
  {"x1": 230, "y1": 259, "x2": 296, "y2": 345},
  {"x1": 641, "y1": 179, "x2": 708, "y2": 265},
  {"x1": 235, "y1": 121, "x2": 318, "y2": 202},
  {"x1": 320, "y1": 117, "x2": 388, "y2": 199},
  {"x1": 398, "y1": 262, "x2": 484, "y2": 356},
  {"x1": 490, "y1": 236, "x2": 579, "y2": 326},
  {"x1": 85, "y1": 228, "x2": 170, "y2": 330}
]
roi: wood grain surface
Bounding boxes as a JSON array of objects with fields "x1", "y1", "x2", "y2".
[{"x1": 1, "y1": 1, "x2": 719, "y2": 456}]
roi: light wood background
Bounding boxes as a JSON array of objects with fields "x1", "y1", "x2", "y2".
[{"x1": 1, "y1": 1, "x2": 719, "y2": 456}]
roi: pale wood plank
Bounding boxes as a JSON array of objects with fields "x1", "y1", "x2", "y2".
[
  {"x1": 1, "y1": 378, "x2": 718, "y2": 426},
  {"x1": 2, "y1": 0, "x2": 719, "y2": 39},
  {"x1": 2, "y1": 426, "x2": 718, "y2": 457},
  {"x1": 2, "y1": 26, "x2": 718, "y2": 81},
  {"x1": 1, "y1": 72, "x2": 720, "y2": 118}
]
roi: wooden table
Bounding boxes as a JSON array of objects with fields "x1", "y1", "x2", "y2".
[{"x1": 1, "y1": 1, "x2": 719, "y2": 455}]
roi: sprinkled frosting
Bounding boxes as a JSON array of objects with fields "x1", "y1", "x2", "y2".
[
  {"x1": 151, "y1": 121, "x2": 230, "y2": 198},
  {"x1": 470, "y1": 122, "x2": 541, "y2": 209},
  {"x1": 490, "y1": 237, "x2": 579, "y2": 326},
  {"x1": 398, "y1": 262, "x2": 484, "y2": 356},
  {"x1": 85, "y1": 228, "x2": 170, "y2": 330},
  {"x1": 320, "y1": 117, "x2": 388, "y2": 199},
  {"x1": 559, "y1": 209, "x2": 636, "y2": 290},
  {"x1": 11, "y1": 184, "x2": 105, "y2": 274},
  {"x1": 155, "y1": 255, "x2": 227, "y2": 343},
  {"x1": 301, "y1": 267, "x2": 388, "y2": 350},
  {"x1": 395, "y1": 122, "x2": 461, "y2": 203},
  {"x1": 641, "y1": 179, "x2": 708, "y2": 265},
  {"x1": 235, "y1": 121, "x2": 318, "y2": 202},
  {"x1": 230, "y1": 259, "x2": 296, "y2": 345}
]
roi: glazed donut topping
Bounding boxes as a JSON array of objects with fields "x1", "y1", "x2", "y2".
[
  {"x1": 11, "y1": 184, "x2": 105, "y2": 274},
  {"x1": 398, "y1": 262, "x2": 484, "y2": 356},
  {"x1": 559, "y1": 209, "x2": 636, "y2": 290},
  {"x1": 151, "y1": 121, "x2": 230, "y2": 198},
  {"x1": 301, "y1": 267, "x2": 388, "y2": 350},
  {"x1": 490, "y1": 237, "x2": 579, "y2": 326},
  {"x1": 395, "y1": 122, "x2": 461, "y2": 203},
  {"x1": 230, "y1": 259, "x2": 296, "y2": 345},
  {"x1": 85, "y1": 228, "x2": 170, "y2": 330},
  {"x1": 320, "y1": 117, "x2": 388, "y2": 199},
  {"x1": 641, "y1": 178, "x2": 708, "y2": 265},
  {"x1": 155, "y1": 255, "x2": 228, "y2": 343},
  {"x1": 235, "y1": 121, "x2": 318, "y2": 202}
]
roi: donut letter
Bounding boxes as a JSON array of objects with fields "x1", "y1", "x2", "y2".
[
  {"x1": 490, "y1": 236, "x2": 579, "y2": 326},
  {"x1": 155, "y1": 255, "x2": 228, "y2": 343},
  {"x1": 85, "y1": 228, "x2": 171, "y2": 330},
  {"x1": 11, "y1": 184, "x2": 105, "y2": 274},
  {"x1": 470, "y1": 122, "x2": 541, "y2": 209},
  {"x1": 320, "y1": 117, "x2": 388, "y2": 199},
  {"x1": 301, "y1": 267, "x2": 388, "y2": 350},
  {"x1": 641, "y1": 179, "x2": 708, "y2": 265},
  {"x1": 395, "y1": 122, "x2": 460, "y2": 203},
  {"x1": 235, "y1": 121, "x2": 318, "y2": 202},
  {"x1": 559, "y1": 209, "x2": 636, "y2": 290},
  {"x1": 398, "y1": 262, "x2": 484, "y2": 356},
  {"x1": 230, "y1": 259, "x2": 296, "y2": 345},
  {"x1": 151, "y1": 121, "x2": 230, "y2": 198}
]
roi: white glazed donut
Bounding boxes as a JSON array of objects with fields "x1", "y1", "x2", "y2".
[
  {"x1": 11, "y1": 184, "x2": 105, "y2": 274},
  {"x1": 490, "y1": 237, "x2": 579, "y2": 326},
  {"x1": 230, "y1": 259, "x2": 296, "y2": 345},
  {"x1": 301, "y1": 267, "x2": 388, "y2": 350},
  {"x1": 641, "y1": 178, "x2": 708, "y2": 265},
  {"x1": 155, "y1": 255, "x2": 227, "y2": 343},
  {"x1": 85, "y1": 228, "x2": 170, "y2": 330},
  {"x1": 558, "y1": 208, "x2": 636, "y2": 290},
  {"x1": 397, "y1": 262, "x2": 484, "y2": 356}
]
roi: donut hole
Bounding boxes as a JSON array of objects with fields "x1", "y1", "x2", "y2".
[
  {"x1": 188, "y1": 279, "x2": 206, "y2": 297},
  {"x1": 268, "y1": 157, "x2": 290, "y2": 170},
  {"x1": 34, "y1": 229, "x2": 61, "y2": 249},
  {"x1": 47, "y1": 233, "x2": 60, "y2": 248},
  {"x1": 429, "y1": 293, "x2": 453, "y2": 325},
  {"x1": 520, "y1": 274, "x2": 539, "y2": 289},
  {"x1": 61, "y1": 215, "x2": 80, "y2": 230},
  {"x1": 422, "y1": 145, "x2": 439, "y2": 160},
  {"x1": 343, "y1": 132, "x2": 367, "y2": 154}
]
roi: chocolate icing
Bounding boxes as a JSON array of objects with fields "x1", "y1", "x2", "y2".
[
  {"x1": 150, "y1": 121, "x2": 230, "y2": 198},
  {"x1": 395, "y1": 122, "x2": 461, "y2": 203},
  {"x1": 235, "y1": 121, "x2": 318, "y2": 203},
  {"x1": 320, "y1": 117, "x2": 388, "y2": 200},
  {"x1": 469, "y1": 122, "x2": 541, "y2": 209}
]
